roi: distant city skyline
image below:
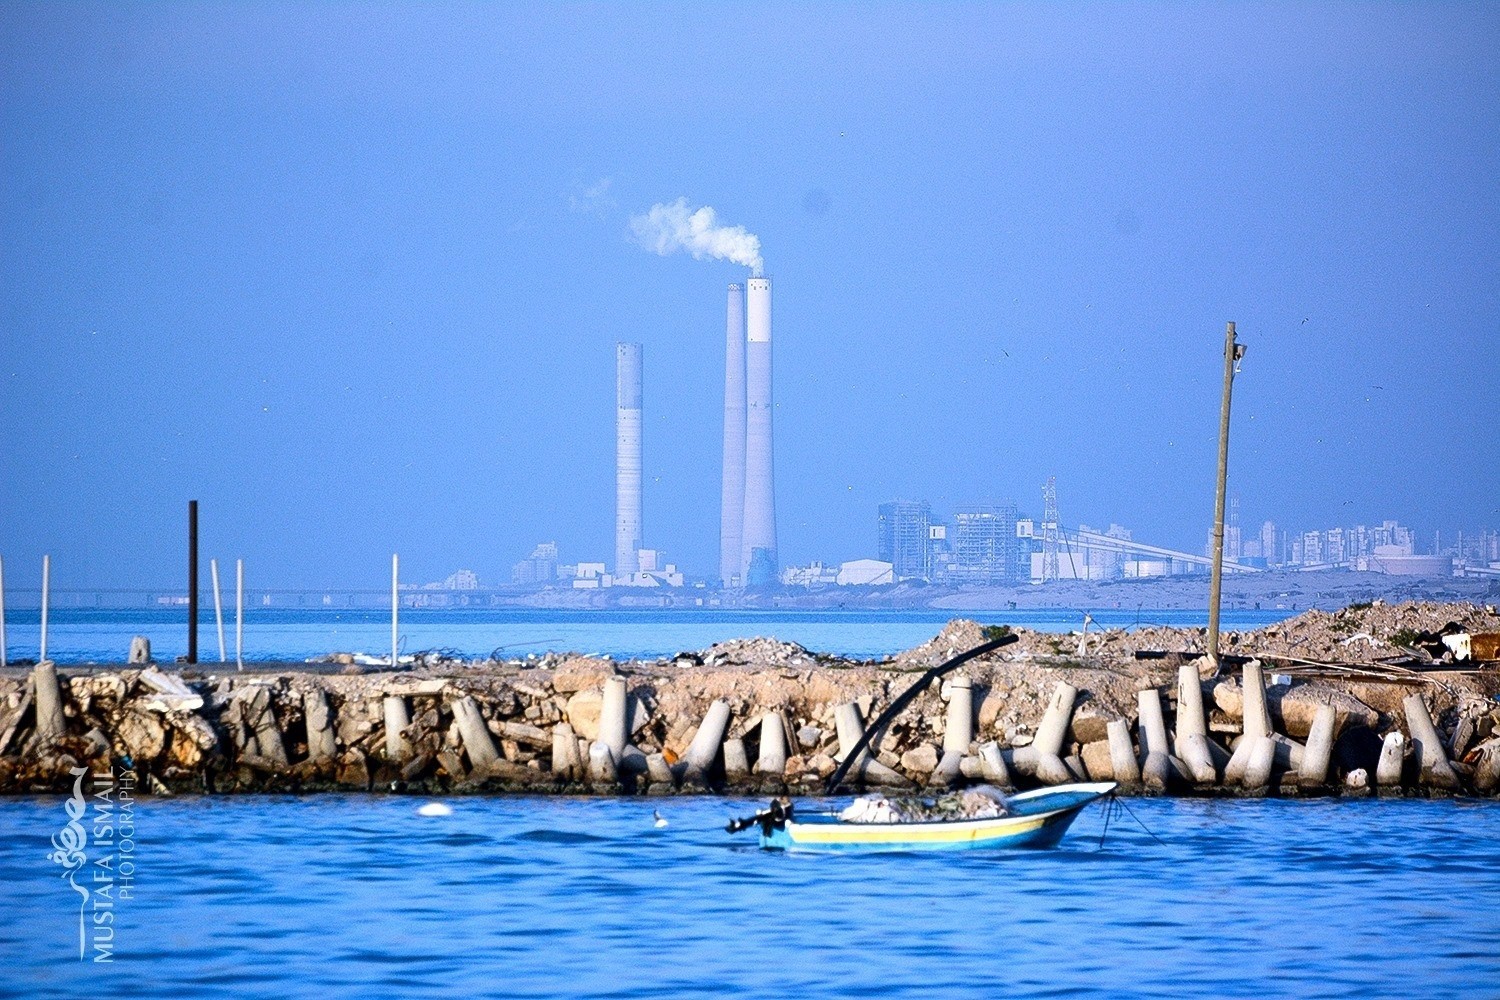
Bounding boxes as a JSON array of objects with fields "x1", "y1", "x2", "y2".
[{"x1": 4, "y1": 6, "x2": 1497, "y2": 589}]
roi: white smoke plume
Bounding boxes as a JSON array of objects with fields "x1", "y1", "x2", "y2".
[{"x1": 629, "y1": 198, "x2": 764, "y2": 274}]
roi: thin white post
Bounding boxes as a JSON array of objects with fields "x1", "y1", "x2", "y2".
[
  {"x1": 235, "y1": 559, "x2": 244, "y2": 670},
  {"x1": 211, "y1": 558, "x2": 227, "y2": 663},
  {"x1": 0, "y1": 553, "x2": 7, "y2": 668},
  {"x1": 40, "y1": 553, "x2": 50, "y2": 663},
  {"x1": 391, "y1": 553, "x2": 399, "y2": 667}
]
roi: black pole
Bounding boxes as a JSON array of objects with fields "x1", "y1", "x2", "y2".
[
  {"x1": 824, "y1": 632, "x2": 1018, "y2": 795},
  {"x1": 188, "y1": 499, "x2": 199, "y2": 664}
]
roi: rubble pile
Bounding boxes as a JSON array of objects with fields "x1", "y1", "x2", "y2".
[{"x1": 0, "y1": 602, "x2": 1496, "y2": 799}]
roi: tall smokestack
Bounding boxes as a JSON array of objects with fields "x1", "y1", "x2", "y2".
[
  {"x1": 615, "y1": 342, "x2": 643, "y2": 580},
  {"x1": 740, "y1": 276, "x2": 777, "y2": 583},
  {"x1": 720, "y1": 283, "x2": 747, "y2": 587}
]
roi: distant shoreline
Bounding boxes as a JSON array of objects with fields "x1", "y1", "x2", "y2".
[{"x1": 4, "y1": 569, "x2": 1492, "y2": 613}]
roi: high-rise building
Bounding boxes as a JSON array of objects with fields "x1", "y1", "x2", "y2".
[
  {"x1": 949, "y1": 504, "x2": 1020, "y2": 585},
  {"x1": 615, "y1": 342, "x2": 643, "y2": 578},
  {"x1": 877, "y1": 501, "x2": 933, "y2": 580},
  {"x1": 740, "y1": 276, "x2": 777, "y2": 584},
  {"x1": 719, "y1": 283, "x2": 747, "y2": 587}
]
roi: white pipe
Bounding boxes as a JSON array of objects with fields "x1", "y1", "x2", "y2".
[
  {"x1": 40, "y1": 553, "x2": 49, "y2": 663},
  {"x1": 0, "y1": 553, "x2": 7, "y2": 667},
  {"x1": 211, "y1": 558, "x2": 226, "y2": 663},
  {"x1": 235, "y1": 558, "x2": 244, "y2": 670},
  {"x1": 391, "y1": 553, "x2": 399, "y2": 667}
]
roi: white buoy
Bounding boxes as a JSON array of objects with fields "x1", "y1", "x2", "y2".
[
  {"x1": 417, "y1": 802, "x2": 453, "y2": 817},
  {"x1": 210, "y1": 558, "x2": 227, "y2": 663}
]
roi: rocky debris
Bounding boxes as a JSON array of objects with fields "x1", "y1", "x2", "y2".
[{"x1": 0, "y1": 600, "x2": 1497, "y2": 798}]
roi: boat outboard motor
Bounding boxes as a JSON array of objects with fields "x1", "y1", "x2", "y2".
[{"x1": 726, "y1": 796, "x2": 794, "y2": 836}]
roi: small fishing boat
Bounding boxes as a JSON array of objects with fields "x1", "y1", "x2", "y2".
[
  {"x1": 727, "y1": 635, "x2": 1116, "y2": 853},
  {"x1": 733, "y1": 782, "x2": 1116, "y2": 853}
]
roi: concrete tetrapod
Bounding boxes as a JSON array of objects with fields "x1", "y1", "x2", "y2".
[
  {"x1": 679, "y1": 700, "x2": 731, "y2": 786},
  {"x1": 128, "y1": 636, "x2": 151, "y2": 665},
  {"x1": 1298, "y1": 704, "x2": 1337, "y2": 789},
  {"x1": 833, "y1": 702, "x2": 907, "y2": 787},
  {"x1": 552, "y1": 722, "x2": 583, "y2": 779},
  {"x1": 304, "y1": 689, "x2": 337, "y2": 763},
  {"x1": 1375, "y1": 732, "x2": 1406, "y2": 788},
  {"x1": 31, "y1": 662, "x2": 66, "y2": 745},
  {"x1": 1224, "y1": 662, "x2": 1273, "y2": 785},
  {"x1": 1474, "y1": 745, "x2": 1500, "y2": 795},
  {"x1": 723, "y1": 738, "x2": 750, "y2": 780},
  {"x1": 1136, "y1": 689, "x2": 1172, "y2": 792},
  {"x1": 589, "y1": 741, "x2": 618, "y2": 785},
  {"x1": 383, "y1": 696, "x2": 413, "y2": 763},
  {"x1": 1031, "y1": 682, "x2": 1078, "y2": 787},
  {"x1": 1242, "y1": 735, "x2": 1275, "y2": 793},
  {"x1": 754, "y1": 712, "x2": 788, "y2": 776},
  {"x1": 977, "y1": 741, "x2": 1013, "y2": 788},
  {"x1": 451, "y1": 696, "x2": 500, "y2": 772},
  {"x1": 1174, "y1": 663, "x2": 1218, "y2": 786},
  {"x1": 1107, "y1": 718, "x2": 1142, "y2": 788},
  {"x1": 932, "y1": 676, "x2": 974, "y2": 787},
  {"x1": 1402, "y1": 694, "x2": 1460, "y2": 790},
  {"x1": 599, "y1": 676, "x2": 629, "y2": 759}
]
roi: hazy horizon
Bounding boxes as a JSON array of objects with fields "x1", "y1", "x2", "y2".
[{"x1": 4, "y1": 4, "x2": 1498, "y2": 590}]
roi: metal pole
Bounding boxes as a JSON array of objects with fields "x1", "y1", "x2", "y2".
[
  {"x1": 211, "y1": 558, "x2": 226, "y2": 663},
  {"x1": 187, "y1": 500, "x2": 199, "y2": 664},
  {"x1": 391, "y1": 553, "x2": 399, "y2": 667},
  {"x1": 40, "y1": 553, "x2": 50, "y2": 663},
  {"x1": 0, "y1": 553, "x2": 7, "y2": 668},
  {"x1": 235, "y1": 558, "x2": 244, "y2": 670},
  {"x1": 1207, "y1": 322, "x2": 1245, "y2": 668}
]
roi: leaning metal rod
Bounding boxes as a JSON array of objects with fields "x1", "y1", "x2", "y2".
[
  {"x1": 1206, "y1": 322, "x2": 1244, "y2": 669},
  {"x1": 823, "y1": 633, "x2": 1019, "y2": 795}
]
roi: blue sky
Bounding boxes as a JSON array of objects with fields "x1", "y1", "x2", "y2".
[{"x1": 3, "y1": 3, "x2": 1497, "y2": 588}]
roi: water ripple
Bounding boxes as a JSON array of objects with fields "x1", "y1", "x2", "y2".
[{"x1": 2, "y1": 795, "x2": 1497, "y2": 999}]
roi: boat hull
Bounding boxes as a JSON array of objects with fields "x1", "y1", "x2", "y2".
[{"x1": 760, "y1": 782, "x2": 1115, "y2": 853}]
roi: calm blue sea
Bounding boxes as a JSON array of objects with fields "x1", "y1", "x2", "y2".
[
  {"x1": 4, "y1": 794, "x2": 1497, "y2": 999},
  {"x1": 5, "y1": 607, "x2": 1290, "y2": 663}
]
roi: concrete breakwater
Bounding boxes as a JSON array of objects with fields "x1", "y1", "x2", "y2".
[{"x1": 2, "y1": 603, "x2": 1498, "y2": 799}]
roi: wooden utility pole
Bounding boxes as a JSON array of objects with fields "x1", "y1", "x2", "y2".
[{"x1": 1207, "y1": 323, "x2": 1246, "y2": 668}]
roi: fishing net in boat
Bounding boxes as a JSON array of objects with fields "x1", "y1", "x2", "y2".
[{"x1": 838, "y1": 786, "x2": 1011, "y2": 823}]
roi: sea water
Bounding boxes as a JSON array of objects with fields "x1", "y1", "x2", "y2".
[
  {"x1": 4, "y1": 794, "x2": 1497, "y2": 998},
  {"x1": 4, "y1": 607, "x2": 1290, "y2": 664}
]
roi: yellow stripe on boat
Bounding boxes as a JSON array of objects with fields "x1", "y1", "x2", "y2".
[{"x1": 787, "y1": 813, "x2": 1049, "y2": 845}]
